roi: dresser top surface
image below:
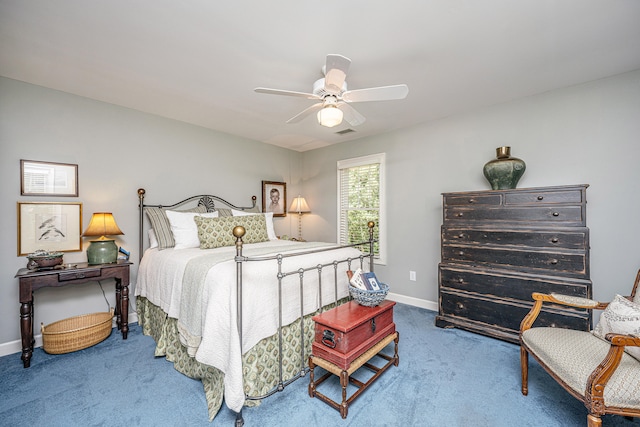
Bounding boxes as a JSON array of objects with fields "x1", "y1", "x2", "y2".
[{"x1": 442, "y1": 184, "x2": 589, "y2": 197}]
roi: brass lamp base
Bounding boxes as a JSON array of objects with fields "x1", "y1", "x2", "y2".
[{"x1": 87, "y1": 239, "x2": 118, "y2": 264}]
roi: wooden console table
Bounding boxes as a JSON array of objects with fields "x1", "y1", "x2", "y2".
[{"x1": 15, "y1": 260, "x2": 132, "y2": 368}]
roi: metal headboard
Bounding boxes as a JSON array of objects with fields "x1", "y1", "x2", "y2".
[{"x1": 137, "y1": 188, "x2": 257, "y2": 261}]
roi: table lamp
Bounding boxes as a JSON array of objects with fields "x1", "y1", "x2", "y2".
[
  {"x1": 289, "y1": 196, "x2": 311, "y2": 241},
  {"x1": 82, "y1": 212, "x2": 124, "y2": 264}
]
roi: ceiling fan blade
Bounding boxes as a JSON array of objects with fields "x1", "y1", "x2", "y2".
[
  {"x1": 338, "y1": 103, "x2": 366, "y2": 127},
  {"x1": 286, "y1": 102, "x2": 324, "y2": 124},
  {"x1": 324, "y1": 54, "x2": 351, "y2": 94},
  {"x1": 255, "y1": 87, "x2": 320, "y2": 100},
  {"x1": 341, "y1": 84, "x2": 409, "y2": 103}
]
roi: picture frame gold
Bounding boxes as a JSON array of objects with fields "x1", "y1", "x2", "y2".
[
  {"x1": 20, "y1": 159, "x2": 79, "y2": 197},
  {"x1": 17, "y1": 202, "x2": 83, "y2": 256},
  {"x1": 262, "y1": 181, "x2": 286, "y2": 217}
]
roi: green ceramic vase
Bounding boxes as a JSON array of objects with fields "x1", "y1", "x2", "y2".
[{"x1": 483, "y1": 146, "x2": 526, "y2": 190}]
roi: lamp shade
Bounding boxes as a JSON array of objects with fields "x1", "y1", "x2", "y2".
[
  {"x1": 289, "y1": 196, "x2": 311, "y2": 213},
  {"x1": 317, "y1": 106, "x2": 343, "y2": 127},
  {"x1": 83, "y1": 213, "x2": 124, "y2": 264},
  {"x1": 83, "y1": 213, "x2": 124, "y2": 237}
]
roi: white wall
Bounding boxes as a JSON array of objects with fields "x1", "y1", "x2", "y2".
[
  {"x1": 301, "y1": 70, "x2": 640, "y2": 309},
  {"x1": 0, "y1": 77, "x2": 302, "y2": 353},
  {"x1": 2, "y1": 70, "x2": 639, "y2": 355}
]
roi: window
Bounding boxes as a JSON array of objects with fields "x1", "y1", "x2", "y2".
[{"x1": 337, "y1": 153, "x2": 386, "y2": 264}]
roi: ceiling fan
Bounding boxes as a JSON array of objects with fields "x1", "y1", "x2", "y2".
[{"x1": 255, "y1": 54, "x2": 409, "y2": 128}]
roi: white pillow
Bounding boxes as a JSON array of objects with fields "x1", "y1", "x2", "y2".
[
  {"x1": 231, "y1": 209, "x2": 277, "y2": 241},
  {"x1": 166, "y1": 210, "x2": 219, "y2": 249},
  {"x1": 148, "y1": 229, "x2": 158, "y2": 249},
  {"x1": 592, "y1": 294, "x2": 640, "y2": 361}
]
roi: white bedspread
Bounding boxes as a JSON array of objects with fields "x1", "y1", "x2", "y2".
[{"x1": 135, "y1": 240, "x2": 365, "y2": 412}]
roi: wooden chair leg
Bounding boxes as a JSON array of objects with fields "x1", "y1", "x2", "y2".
[
  {"x1": 520, "y1": 346, "x2": 529, "y2": 396},
  {"x1": 587, "y1": 414, "x2": 602, "y2": 427}
]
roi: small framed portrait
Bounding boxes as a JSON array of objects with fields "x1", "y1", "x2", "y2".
[
  {"x1": 262, "y1": 181, "x2": 286, "y2": 217},
  {"x1": 17, "y1": 202, "x2": 83, "y2": 255},
  {"x1": 20, "y1": 159, "x2": 79, "y2": 197}
]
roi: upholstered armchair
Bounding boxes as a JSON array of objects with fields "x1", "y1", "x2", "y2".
[{"x1": 520, "y1": 270, "x2": 640, "y2": 427}]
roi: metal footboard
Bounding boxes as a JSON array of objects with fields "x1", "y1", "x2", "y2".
[{"x1": 233, "y1": 223, "x2": 376, "y2": 426}]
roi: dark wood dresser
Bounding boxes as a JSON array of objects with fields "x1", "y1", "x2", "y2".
[{"x1": 435, "y1": 184, "x2": 592, "y2": 343}]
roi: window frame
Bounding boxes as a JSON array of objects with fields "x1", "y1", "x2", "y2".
[{"x1": 336, "y1": 152, "x2": 386, "y2": 265}]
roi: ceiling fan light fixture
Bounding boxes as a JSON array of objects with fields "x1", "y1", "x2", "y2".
[{"x1": 317, "y1": 106, "x2": 343, "y2": 128}]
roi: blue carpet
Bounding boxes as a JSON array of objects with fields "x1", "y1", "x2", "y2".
[{"x1": 0, "y1": 304, "x2": 637, "y2": 427}]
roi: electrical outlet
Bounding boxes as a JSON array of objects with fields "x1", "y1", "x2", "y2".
[{"x1": 409, "y1": 271, "x2": 416, "y2": 281}]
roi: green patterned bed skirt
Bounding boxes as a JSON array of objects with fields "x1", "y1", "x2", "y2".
[{"x1": 136, "y1": 296, "x2": 347, "y2": 421}]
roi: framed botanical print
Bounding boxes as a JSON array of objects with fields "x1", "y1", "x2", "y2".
[
  {"x1": 20, "y1": 159, "x2": 79, "y2": 197},
  {"x1": 17, "y1": 202, "x2": 83, "y2": 255},
  {"x1": 262, "y1": 181, "x2": 286, "y2": 217}
]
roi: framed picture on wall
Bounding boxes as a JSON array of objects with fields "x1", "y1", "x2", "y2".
[
  {"x1": 262, "y1": 181, "x2": 286, "y2": 217},
  {"x1": 17, "y1": 202, "x2": 83, "y2": 256},
  {"x1": 20, "y1": 159, "x2": 79, "y2": 197}
]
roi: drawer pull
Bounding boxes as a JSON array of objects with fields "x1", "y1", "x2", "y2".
[
  {"x1": 549, "y1": 259, "x2": 558, "y2": 265},
  {"x1": 456, "y1": 302, "x2": 464, "y2": 310},
  {"x1": 468, "y1": 199, "x2": 475, "y2": 203},
  {"x1": 457, "y1": 233, "x2": 465, "y2": 239},
  {"x1": 551, "y1": 237, "x2": 559, "y2": 243},
  {"x1": 458, "y1": 278, "x2": 464, "y2": 283},
  {"x1": 458, "y1": 251, "x2": 465, "y2": 256},
  {"x1": 552, "y1": 212, "x2": 560, "y2": 217},
  {"x1": 77, "y1": 273, "x2": 85, "y2": 279},
  {"x1": 537, "y1": 196, "x2": 544, "y2": 201},
  {"x1": 456, "y1": 212, "x2": 464, "y2": 217}
]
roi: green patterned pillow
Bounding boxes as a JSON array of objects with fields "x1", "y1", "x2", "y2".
[{"x1": 195, "y1": 214, "x2": 269, "y2": 249}]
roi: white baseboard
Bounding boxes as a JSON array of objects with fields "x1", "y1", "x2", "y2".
[
  {"x1": 387, "y1": 292, "x2": 438, "y2": 312},
  {"x1": 0, "y1": 312, "x2": 139, "y2": 359},
  {"x1": 1, "y1": 297, "x2": 435, "y2": 359}
]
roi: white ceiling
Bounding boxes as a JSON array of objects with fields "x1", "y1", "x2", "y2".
[{"x1": 2, "y1": 1, "x2": 640, "y2": 152}]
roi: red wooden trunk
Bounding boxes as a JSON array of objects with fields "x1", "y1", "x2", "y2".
[{"x1": 312, "y1": 300, "x2": 396, "y2": 369}]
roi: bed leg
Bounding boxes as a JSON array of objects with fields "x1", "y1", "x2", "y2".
[{"x1": 235, "y1": 409, "x2": 244, "y2": 427}]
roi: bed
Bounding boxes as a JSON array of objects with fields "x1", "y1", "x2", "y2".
[{"x1": 134, "y1": 189, "x2": 374, "y2": 424}]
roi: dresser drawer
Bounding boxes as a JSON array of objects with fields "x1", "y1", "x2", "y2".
[
  {"x1": 439, "y1": 265, "x2": 591, "y2": 302},
  {"x1": 58, "y1": 268, "x2": 101, "y2": 281},
  {"x1": 442, "y1": 227, "x2": 588, "y2": 250},
  {"x1": 442, "y1": 245, "x2": 588, "y2": 277},
  {"x1": 439, "y1": 290, "x2": 590, "y2": 332},
  {"x1": 443, "y1": 193, "x2": 502, "y2": 206},
  {"x1": 504, "y1": 189, "x2": 584, "y2": 206},
  {"x1": 444, "y1": 206, "x2": 584, "y2": 225}
]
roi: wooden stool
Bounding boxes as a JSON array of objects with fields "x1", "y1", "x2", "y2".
[{"x1": 308, "y1": 332, "x2": 399, "y2": 418}]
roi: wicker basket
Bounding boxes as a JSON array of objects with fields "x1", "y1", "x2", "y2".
[
  {"x1": 41, "y1": 309, "x2": 114, "y2": 354},
  {"x1": 349, "y1": 283, "x2": 389, "y2": 307}
]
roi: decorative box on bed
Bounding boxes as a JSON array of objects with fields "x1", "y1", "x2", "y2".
[{"x1": 135, "y1": 189, "x2": 376, "y2": 425}]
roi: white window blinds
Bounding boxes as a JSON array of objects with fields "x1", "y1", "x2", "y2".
[{"x1": 337, "y1": 153, "x2": 386, "y2": 264}]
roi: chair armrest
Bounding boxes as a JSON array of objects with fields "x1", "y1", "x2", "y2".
[
  {"x1": 587, "y1": 333, "x2": 640, "y2": 410},
  {"x1": 604, "y1": 333, "x2": 640, "y2": 348},
  {"x1": 549, "y1": 293, "x2": 603, "y2": 309},
  {"x1": 519, "y1": 292, "x2": 606, "y2": 333}
]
